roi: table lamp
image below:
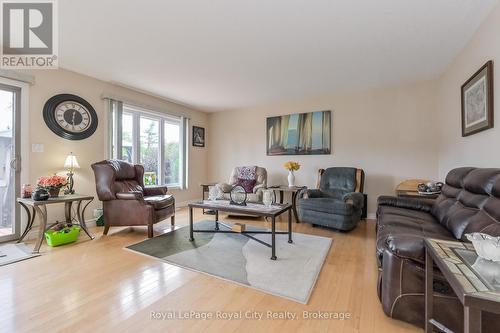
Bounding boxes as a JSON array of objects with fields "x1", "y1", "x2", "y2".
[{"x1": 64, "y1": 152, "x2": 80, "y2": 194}]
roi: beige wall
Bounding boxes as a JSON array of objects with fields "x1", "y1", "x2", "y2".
[
  {"x1": 18, "y1": 2, "x2": 500, "y2": 224},
  {"x1": 22, "y1": 68, "x2": 208, "y2": 224},
  {"x1": 437, "y1": 4, "x2": 500, "y2": 178},
  {"x1": 207, "y1": 81, "x2": 440, "y2": 215}
]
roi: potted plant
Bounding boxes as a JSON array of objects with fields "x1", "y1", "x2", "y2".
[
  {"x1": 36, "y1": 175, "x2": 68, "y2": 198},
  {"x1": 284, "y1": 161, "x2": 300, "y2": 187}
]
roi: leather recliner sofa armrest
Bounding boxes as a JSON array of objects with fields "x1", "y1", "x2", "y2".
[
  {"x1": 377, "y1": 195, "x2": 433, "y2": 212},
  {"x1": 385, "y1": 234, "x2": 427, "y2": 265},
  {"x1": 143, "y1": 185, "x2": 168, "y2": 196},
  {"x1": 343, "y1": 192, "x2": 364, "y2": 209},
  {"x1": 116, "y1": 191, "x2": 144, "y2": 201}
]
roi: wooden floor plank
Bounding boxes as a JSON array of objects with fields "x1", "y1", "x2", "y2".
[{"x1": 1, "y1": 208, "x2": 422, "y2": 333}]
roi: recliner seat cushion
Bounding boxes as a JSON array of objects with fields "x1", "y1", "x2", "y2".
[
  {"x1": 376, "y1": 218, "x2": 454, "y2": 267},
  {"x1": 144, "y1": 194, "x2": 174, "y2": 210},
  {"x1": 298, "y1": 197, "x2": 354, "y2": 215},
  {"x1": 377, "y1": 205, "x2": 436, "y2": 226}
]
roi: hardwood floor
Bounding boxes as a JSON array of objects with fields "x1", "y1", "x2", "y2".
[{"x1": 0, "y1": 208, "x2": 422, "y2": 333}]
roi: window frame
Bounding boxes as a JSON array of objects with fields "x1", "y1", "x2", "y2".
[{"x1": 110, "y1": 103, "x2": 183, "y2": 188}]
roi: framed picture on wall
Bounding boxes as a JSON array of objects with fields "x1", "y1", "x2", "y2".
[
  {"x1": 266, "y1": 110, "x2": 331, "y2": 155},
  {"x1": 192, "y1": 126, "x2": 205, "y2": 147},
  {"x1": 461, "y1": 60, "x2": 494, "y2": 137}
]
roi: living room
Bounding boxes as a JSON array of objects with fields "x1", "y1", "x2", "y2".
[{"x1": 1, "y1": 1, "x2": 500, "y2": 332}]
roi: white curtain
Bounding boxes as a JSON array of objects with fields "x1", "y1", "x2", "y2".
[
  {"x1": 106, "y1": 98, "x2": 123, "y2": 159},
  {"x1": 180, "y1": 116, "x2": 189, "y2": 189}
]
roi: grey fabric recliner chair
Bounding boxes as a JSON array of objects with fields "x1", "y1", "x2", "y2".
[{"x1": 298, "y1": 167, "x2": 365, "y2": 231}]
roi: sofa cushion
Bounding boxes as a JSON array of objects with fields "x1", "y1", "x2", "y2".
[
  {"x1": 377, "y1": 205, "x2": 436, "y2": 225},
  {"x1": 298, "y1": 197, "x2": 353, "y2": 215},
  {"x1": 376, "y1": 206, "x2": 453, "y2": 267},
  {"x1": 432, "y1": 168, "x2": 500, "y2": 240},
  {"x1": 377, "y1": 196, "x2": 433, "y2": 213},
  {"x1": 237, "y1": 166, "x2": 257, "y2": 180},
  {"x1": 235, "y1": 177, "x2": 256, "y2": 193},
  {"x1": 144, "y1": 194, "x2": 174, "y2": 210}
]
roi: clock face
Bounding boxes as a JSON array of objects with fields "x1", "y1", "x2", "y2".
[
  {"x1": 55, "y1": 101, "x2": 92, "y2": 133},
  {"x1": 43, "y1": 94, "x2": 98, "y2": 140}
]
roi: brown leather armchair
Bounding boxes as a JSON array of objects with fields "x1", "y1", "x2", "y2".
[{"x1": 91, "y1": 159, "x2": 175, "y2": 238}]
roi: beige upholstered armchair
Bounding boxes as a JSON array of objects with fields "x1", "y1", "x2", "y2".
[{"x1": 216, "y1": 166, "x2": 267, "y2": 202}]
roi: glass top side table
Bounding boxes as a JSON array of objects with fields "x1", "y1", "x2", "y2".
[
  {"x1": 424, "y1": 238, "x2": 500, "y2": 333},
  {"x1": 16, "y1": 194, "x2": 95, "y2": 253}
]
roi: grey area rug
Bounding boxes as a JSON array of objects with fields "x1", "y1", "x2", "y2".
[
  {"x1": 0, "y1": 243, "x2": 40, "y2": 266},
  {"x1": 126, "y1": 220, "x2": 332, "y2": 304}
]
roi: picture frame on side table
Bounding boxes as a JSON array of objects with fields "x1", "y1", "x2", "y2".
[
  {"x1": 461, "y1": 60, "x2": 494, "y2": 137},
  {"x1": 192, "y1": 126, "x2": 205, "y2": 147}
]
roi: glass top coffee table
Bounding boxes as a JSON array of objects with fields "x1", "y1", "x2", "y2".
[{"x1": 188, "y1": 200, "x2": 292, "y2": 260}]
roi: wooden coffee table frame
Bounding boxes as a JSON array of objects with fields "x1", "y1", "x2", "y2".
[{"x1": 188, "y1": 201, "x2": 293, "y2": 260}]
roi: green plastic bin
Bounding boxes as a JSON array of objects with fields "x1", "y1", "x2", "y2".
[{"x1": 44, "y1": 226, "x2": 81, "y2": 247}]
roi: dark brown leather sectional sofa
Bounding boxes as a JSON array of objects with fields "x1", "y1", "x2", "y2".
[{"x1": 376, "y1": 167, "x2": 500, "y2": 332}]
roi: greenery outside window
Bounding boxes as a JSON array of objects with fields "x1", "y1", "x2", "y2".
[{"x1": 109, "y1": 102, "x2": 186, "y2": 188}]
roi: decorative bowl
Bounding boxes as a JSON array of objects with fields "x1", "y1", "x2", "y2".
[
  {"x1": 465, "y1": 233, "x2": 500, "y2": 262},
  {"x1": 472, "y1": 257, "x2": 500, "y2": 288}
]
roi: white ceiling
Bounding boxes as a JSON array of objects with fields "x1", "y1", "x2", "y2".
[{"x1": 59, "y1": 0, "x2": 499, "y2": 111}]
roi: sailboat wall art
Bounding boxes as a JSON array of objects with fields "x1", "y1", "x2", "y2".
[{"x1": 266, "y1": 110, "x2": 331, "y2": 156}]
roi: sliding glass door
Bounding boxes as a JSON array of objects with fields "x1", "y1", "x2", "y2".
[{"x1": 0, "y1": 83, "x2": 20, "y2": 242}]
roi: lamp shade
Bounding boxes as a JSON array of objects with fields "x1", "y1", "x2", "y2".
[{"x1": 64, "y1": 153, "x2": 80, "y2": 169}]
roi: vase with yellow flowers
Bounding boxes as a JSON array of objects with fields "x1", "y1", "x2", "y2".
[{"x1": 284, "y1": 161, "x2": 300, "y2": 187}]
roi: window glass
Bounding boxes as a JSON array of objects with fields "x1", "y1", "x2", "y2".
[
  {"x1": 140, "y1": 117, "x2": 159, "y2": 185},
  {"x1": 109, "y1": 104, "x2": 184, "y2": 187},
  {"x1": 164, "y1": 122, "x2": 180, "y2": 186}
]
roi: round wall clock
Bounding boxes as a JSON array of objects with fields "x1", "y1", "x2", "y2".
[{"x1": 43, "y1": 94, "x2": 98, "y2": 140}]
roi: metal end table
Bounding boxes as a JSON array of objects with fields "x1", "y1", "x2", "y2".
[{"x1": 17, "y1": 194, "x2": 95, "y2": 253}]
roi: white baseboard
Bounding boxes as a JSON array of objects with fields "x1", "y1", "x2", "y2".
[{"x1": 367, "y1": 213, "x2": 376, "y2": 220}]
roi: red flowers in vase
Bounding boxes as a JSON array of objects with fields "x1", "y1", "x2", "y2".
[{"x1": 37, "y1": 175, "x2": 68, "y2": 197}]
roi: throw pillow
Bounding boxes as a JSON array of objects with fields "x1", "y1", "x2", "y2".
[
  {"x1": 238, "y1": 166, "x2": 257, "y2": 180},
  {"x1": 235, "y1": 178, "x2": 256, "y2": 193}
]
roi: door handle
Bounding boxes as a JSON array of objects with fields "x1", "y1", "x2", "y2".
[{"x1": 10, "y1": 157, "x2": 21, "y2": 172}]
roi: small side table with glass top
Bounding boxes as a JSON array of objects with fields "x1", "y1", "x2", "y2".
[
  {"x1": 424, "y1": 238, "x2": 500, "y2": 333},
  {"x1": 267, "y1": 185, "x2": 306, "y2": 223},
  {"x1": 16, "y1": 194, "x2": 95, "y2": 253}
]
